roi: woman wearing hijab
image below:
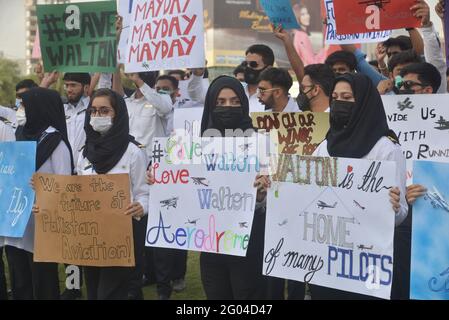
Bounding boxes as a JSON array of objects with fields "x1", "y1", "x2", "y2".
[
  {"x1": 309, "y1": 73, "x2": 408, "y2": 299},
  {"x1": 198, "y1": 76, "x2": 269, "y2": 299},
  {"x1": 2, "y1": 87, "x2": 74, "y2": 300},
  {"x1": 76, "y1": 88, "x2": 148, "y2": 300}
]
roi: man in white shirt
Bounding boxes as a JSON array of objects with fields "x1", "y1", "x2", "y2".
[
  {"x1": 257, "y1": 68, "x2": 299, "y2": 113},
  {"x1": 113, "y1": 71, "x2": 173, "y2": 158},
  {"x1": 61, "y1": 73, "x2": 91, "y2": 168}
]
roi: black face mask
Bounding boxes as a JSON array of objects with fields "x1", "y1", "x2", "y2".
[
  {"x1": 212, "y1": 107, "x2": 244, "y2": 130},
  {"x1": 244, "y1": 67, "x2": 265, "y2": 85},
  {"x1": 330, "y1": 100, "x2": 355, "y2": 130}
]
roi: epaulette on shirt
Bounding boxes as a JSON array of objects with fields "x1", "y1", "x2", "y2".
[
  {"x1": 387, "y1": 136, "x2": 399, "y2": 145},
  {"x1": 0, "y1": 116, "x2": 12, "y2": 126}
]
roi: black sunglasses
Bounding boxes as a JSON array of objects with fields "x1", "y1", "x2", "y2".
[{"x1": 242, "y1": 61, "x2": 259, "y2": 69}]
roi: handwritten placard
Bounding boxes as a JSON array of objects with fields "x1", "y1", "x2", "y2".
[
  {"x1": 383, "y1": 94, "x2": 449, "y2": 183},
  {"x1": 333, "y1": 0, "x2": 420, "y2": 35},
  {"x1": 125, "y1": 0, "x2": 205, "y2": 72},
  {"x1": 146, "y1": 136, "x2": 266, "y2": 256},
  {"x1": 0, "y1": 142, "x2": 36, "y2": 238},
  {"x1": 410, "y1": 161, "x2": 449, "y2": 300},
  {"x1": 33, "y1": 173, "x2": 135, "y2": 267},
  {"x1": 323, "y1": 0, "x2": 392, "y2": 44},
  {"x1": 36, "y1": 1, "x2": 117, "y2": 73},
  {"x1": 251, "y1": 112, "x2": 329, "y2": 155},
  {"x1": 264, "y1": 155, "x2": 396, "y2": 299}
]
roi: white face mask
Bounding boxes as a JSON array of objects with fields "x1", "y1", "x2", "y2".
[
  {"x1": 16, "y1": 107, "x2": 26, "y2": 126},
  {"x1": 90, "y1": 116, "x2": 113, "y2": 134}
]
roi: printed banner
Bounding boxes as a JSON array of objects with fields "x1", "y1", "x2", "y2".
[
  {"x1": 251, "y1": 112, "x2": 329, "y2": 155},
  {"x1": 264, "y1": 155, "x2": 396, "y2": 299},
  {"x1": 333, "y1": 0, "x2": 420, "y2": 35},
  {"x1": 410, "y1": 161, "x2": 449, "y2": 300},
  {"x1": 146, "y1": 136, "x2": 270, "y2": 256},
  {"x1": 323, "y1": 0, "x2": 392, "y2": 44},
  {"x1": 34, "y1": 173, "x2": 135, "y2": 267},
  {"x1": 125, "y1": 0, "x2": 205, "y2": 72},
  {"x1": 259, "y1": 0, "x2": 300, "y2": 30},
  {"x1": 383, "y1": 94, "x2": 449, "y2": 183},
  {"x1": 0, "y1": 142, "x2": 36, "y2": 238},
  {"x1": 36, "y1": 1, "x2": 117, "y2": 73}
]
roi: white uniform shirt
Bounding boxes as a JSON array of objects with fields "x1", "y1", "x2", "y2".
[
  {"x1": 2, "y1": 127, "x2": 72, "y2": 252},
  {"x1": 0, "y1": 106, "x2": 16, "y2": 125},
  {"x1": 64, "y1": 96, "x2": 90, "y2": 169},
  {"x1": 77, "y1": 142, "x2": 149, "y2": 217},
  {"x1": 313, "y1": 136, "x2": 408, "y2": 226},
  {"x1": 125, "y1": 83, "x2": 173, "y2": 157}
]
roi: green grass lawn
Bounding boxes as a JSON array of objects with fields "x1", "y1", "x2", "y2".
[{"x1": 2, "y1": 251, "x2": 206, "y2": 300}]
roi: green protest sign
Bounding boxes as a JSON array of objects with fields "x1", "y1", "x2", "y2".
[{"x1": 36, "y1": 1, "x2": 117, "y2": 73}]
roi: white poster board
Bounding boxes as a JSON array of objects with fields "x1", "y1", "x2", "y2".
[{"x1": 264, "y1": 155, "x2": 396, "y2": 299}]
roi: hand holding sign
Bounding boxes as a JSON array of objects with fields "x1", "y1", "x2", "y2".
[{"x1": 411, "y1": 0, "x2": 431, "y2": 27}]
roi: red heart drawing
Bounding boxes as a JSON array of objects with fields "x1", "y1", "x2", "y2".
[{"x1": 347, "y1": 165, "x2": 353, "y2": 173}]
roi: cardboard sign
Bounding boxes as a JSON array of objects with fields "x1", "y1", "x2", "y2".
[
  {"x1": 34, "y1": 173, "x2": 135, "y2": 267},
  {"x1": 323, "y1": 0, "x2": 392, "y2": 44},
  {"x1": 36, "y1": 1, "x2": 117, "y2": 73},
  {"x1": 410, "y1": 161, "x2": 449, "y2": 300},
  {"x1": 259, "y1": 0, "x2": 300, "y2": 30},
  {"x1": 264, "y1": 155, "x2": 396, "y2": 299},
  {"x1": 383, "y1": 94, "x2": 449, "y2": 184},
  {"x1": 333, "y1": 0, "x2": 420, "y2": 34},
  {"x1": 0, "y1": 142, "x2": 36, "y2": 238},
  {"x1": 251, "y1": 112, "x2": 329, "y2": 155},
  {"x1": 125, "y1": 0, "x2": 205, "y2": 72}
]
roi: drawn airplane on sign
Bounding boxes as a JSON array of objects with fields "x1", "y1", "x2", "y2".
[
  {"x1": 191, "y1": 177, "x2": 209, "y2": 187},
  {"x1": 397, "y1": 97, "x2": 414, "y2": 111},
  {"x1": 424, "y1": 186, "x2": 449, "y2": 213},
  {"x1": 353, "y1": 200, "x2": 366, "y2": 210},
  {"x1": 435, "y1": 116, "x2": 449, "y2": 130},
  {"x1": 239, "y1": 222, "x2": 248, "y2": 228},
  {"x1": 357, "y1": 244, "x2": 374, "y2": 251},
  {"x1": 358, "y1": 0, "x2": 391, "y2": 10},
  {"x1": 160, "y1": 197, "x2": 179, "y2": 209},
  {"x1": 278, "y1": 219, "x2": 288, "y2": 227},
  {"x1": 317, "y1": 201, "x2": 337, "y2": 210},
  {"x1": 185, "y1": 218, "x2": 200, "y2": 226}
]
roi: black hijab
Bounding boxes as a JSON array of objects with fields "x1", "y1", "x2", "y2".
[
  {"x1": 83, "y1": 89, "x2": 134, "y2": 174},
  {"x1": 200, "y1": 76, "x2": 254, "y2": 136},
  {"x1": 326, "y1": 73, "x2": 397, "y2": 158},
  {"x1": 20, "y1": 88, "x2": 74, "y2": 172}
]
